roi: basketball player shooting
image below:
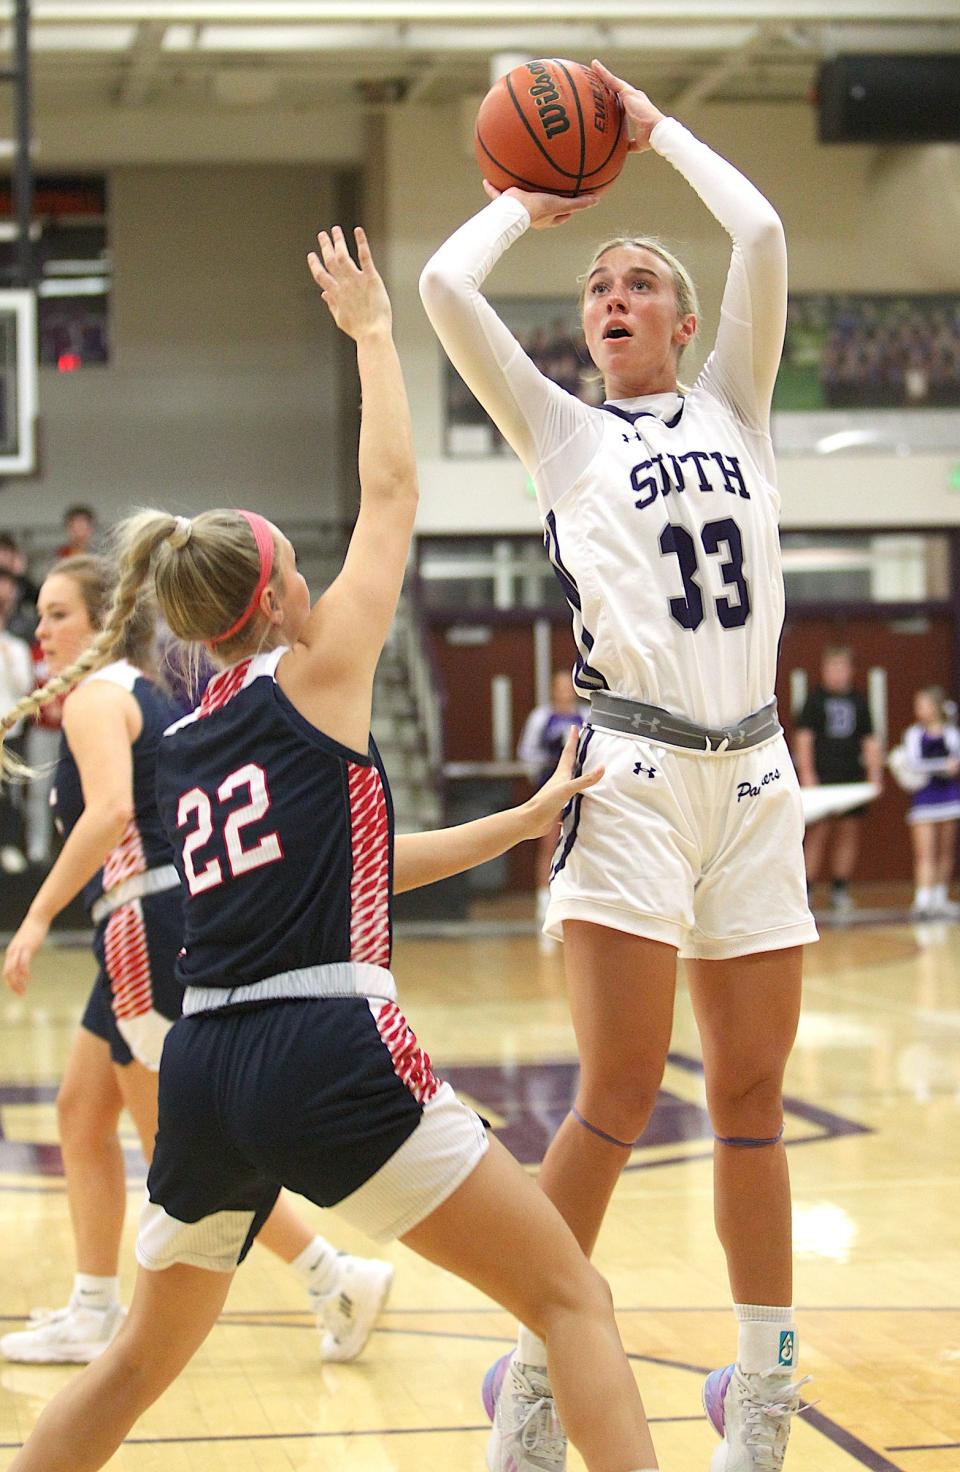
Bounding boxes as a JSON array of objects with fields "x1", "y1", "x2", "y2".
[{"x1": 421, "y1": 58, "x2": 817, "y2": 1472}]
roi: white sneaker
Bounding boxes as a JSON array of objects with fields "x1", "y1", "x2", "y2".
[
  {"x1": 314, "y1": 1255, "x2": 394, "y2": 1362},
  {"x1": 703, "y1": 1363, "x2": 810, "y2": 1471},
  {"x1": 0, "y1": 1301, "x2": 125, "y2": 1364},
  {"x1": 482, "y1": 1353, "x2": 567, "y2": 1472},
  {"x1": 0, "y1": 847, "x2": 27, "y2": 875}
]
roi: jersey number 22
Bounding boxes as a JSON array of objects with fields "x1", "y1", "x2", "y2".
[{"x1": 178, "y1": 763, "x2": 283, "y2": 896}]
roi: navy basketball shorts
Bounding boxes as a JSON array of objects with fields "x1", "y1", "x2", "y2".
[
  {"x1": 137, "y1": 994, "x2": 488, "y2": 1273},
  {"x1": 547, "y1": 728, "x2": 819, "y2": 960},
  {"x1": 83, "y1": 890, "x2": 184, "y2": 1070}
]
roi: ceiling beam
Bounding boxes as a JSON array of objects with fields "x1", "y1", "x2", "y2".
[
  {"x1": 114, "y1": 18, "x2": 166, "y2": 104},
  {"x1": 670, "y1": 23, "x2": 774, "y2": 111},
  {"x1": 18, "y1": 2, "x2": 960, "y2": 24}
]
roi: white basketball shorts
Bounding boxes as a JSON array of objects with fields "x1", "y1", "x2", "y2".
[{"x1": 546, "y1": 727, "x2": 818, "y2": 960}]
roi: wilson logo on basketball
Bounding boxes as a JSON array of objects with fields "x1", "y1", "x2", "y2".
[{"x1": 525, "y1": 61, "x2": 570, "y2": 140}]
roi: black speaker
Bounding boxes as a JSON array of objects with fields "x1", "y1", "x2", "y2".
[{"x1": 817, "y1": 54, "x2": 960, "y2": 143}]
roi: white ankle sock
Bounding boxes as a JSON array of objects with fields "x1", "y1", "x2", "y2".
[
  {"x1": 289, "y1": 1236, "x2": 339, "y2": 1298},
  {"x1": 517, "y1": 1325, "x2": 548, "y2": 1369},
  {"x1": 72, "y1": 1274, "x2": 120, "y2": 1312},
  {"x1": 915, "y1": 886, "x2": 933, "y2": 909},
  {"x1": 734, "y1": 1302, "x2": 797, "y2": 1375}
]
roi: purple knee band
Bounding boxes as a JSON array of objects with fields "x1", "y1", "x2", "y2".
[
  {"x1": 571, "y1": 1107, "x2": 635, "y2": 1150},
  {"x1": 715, "y1": 1125, "x2": 785, "y2": 1148}
]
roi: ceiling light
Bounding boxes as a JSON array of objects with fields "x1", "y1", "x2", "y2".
[
  {"x1": 814, "y1": 429, "x2": 884, "y2": 455},
  {"x1": 197, "y1": 25, "x2": 365, "y2": 50},
  {"x1": 24, "y1": 3, "x2": 960, "y2": 18},
  {"x1": 162, "y1": 24, "x2": 196, "y2": 50},
  {"x1": 38, "y1": 277, "x2": 110, "y2": 296},
  {"x1": 0, "y1": 24, "x2": 137, "y2": 49}
]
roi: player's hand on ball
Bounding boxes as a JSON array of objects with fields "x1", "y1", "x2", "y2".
[
  {"x1": 307, "y1": 225, "x2": 392, "y2": 339},
  {"x1": 590, "y1": 61, "x2": 665, "y2": 152},
  {"x1": 523, "y1": 728, "x2": 603, "y2": 839},
  {"x1": 482, "y1": 179, "x2": 603, "y2": 230}
]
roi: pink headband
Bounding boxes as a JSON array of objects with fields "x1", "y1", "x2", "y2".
[{"x1": 209, "y1": 509, "x2": 276, "y2": 646}]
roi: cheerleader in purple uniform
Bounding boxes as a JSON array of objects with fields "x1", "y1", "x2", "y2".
[{"x1": 903, "y1": 686, "x2": 960, "y2": 917}]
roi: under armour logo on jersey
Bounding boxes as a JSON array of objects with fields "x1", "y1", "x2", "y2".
[{"x1": 633, "y1": 761, "x2": 658, "y2": 780}]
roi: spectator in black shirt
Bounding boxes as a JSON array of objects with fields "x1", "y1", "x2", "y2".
[{"x1": 793, "y1": 646, "x2": 883, "y2": 912}]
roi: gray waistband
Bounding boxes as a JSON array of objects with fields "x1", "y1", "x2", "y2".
[
  {"x1": 182, "y1": 962, "x2": 397, "y2": 1016},
  {"x1": 589, "y1": 692, "x2": 781, "y2": 752},
  {"x1": 91, "y1": 864, "x2": 181, "y2": 925}
]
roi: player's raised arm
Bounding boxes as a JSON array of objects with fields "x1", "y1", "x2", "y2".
[
  {"x1": 419, "y1": 189, "x2": 602, "y2": 496},
  {"x1": 297, "y1": 227, "x2": 418, "y2": 679}
]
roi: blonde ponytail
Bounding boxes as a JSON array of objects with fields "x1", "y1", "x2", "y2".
[
  {"x1": 0, "y1": 525, "x2": 177, "y2": 784},
  {"x1": 0, "y1": 507, "x2": 279, "y2": 782}
]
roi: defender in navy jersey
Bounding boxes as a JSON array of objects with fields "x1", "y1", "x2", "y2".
[
  {"x1": 4, "y1": 226, "x2": 660, "y2": 1472},
  {"x1": 0, "y1": 558, "x2": 398, "y2": 1370},
  {"x1": 156, "y1": 646, "x2": 396, "y2": 992},
  {"x1": 422, "y1": 60, "x2": 815, "y2": 1472}
]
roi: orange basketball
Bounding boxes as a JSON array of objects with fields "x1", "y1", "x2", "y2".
[{"x1": 474, "y1": 58, "x2": 628, "y2": 198}]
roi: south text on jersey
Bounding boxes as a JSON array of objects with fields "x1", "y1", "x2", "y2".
[{"x1": 630, "y1": 449, "x2": 750, "y2": 510}]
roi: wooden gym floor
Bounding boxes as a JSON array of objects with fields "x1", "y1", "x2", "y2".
[{"x1": 0, "y1": 899, "x2": 956, "y2": 1471}]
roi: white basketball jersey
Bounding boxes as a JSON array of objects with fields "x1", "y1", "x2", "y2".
[{"x1": 543, "y1": 388, "x2": 783, "y2": 725}]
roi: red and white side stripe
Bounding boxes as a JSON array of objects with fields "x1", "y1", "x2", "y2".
[
  {"x1": 103, "y1": 901, "x2": 153, "y2": 1021},
  {"x1": 102, "y1": 818, "x2": 147, "y2": 890},
  {"x1": 347, "y1": 762, "x2": 390, "y2": 968},
  {"x1": 374, "y1": 1001, "x2": 441, "y2": 1106}
]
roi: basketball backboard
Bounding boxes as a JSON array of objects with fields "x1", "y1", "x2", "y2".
[{"x1": 0, "y1": 288, "x2": 36, "y2": 474}]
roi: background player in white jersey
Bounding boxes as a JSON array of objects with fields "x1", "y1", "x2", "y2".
[
  {"x1": 421, "y1": 60, "x2": 818, "y2": 1472},
  {"x1": 2, "y1": 226, "x2": 660, "y2": 1472},
  {"x1": 0, "y1": 556, "x2": 394, "y2": 1368}
]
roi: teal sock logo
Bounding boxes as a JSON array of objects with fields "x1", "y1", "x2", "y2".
[{"x1": 778, "y1": 1330, "x2": 796, "y2": 1367}]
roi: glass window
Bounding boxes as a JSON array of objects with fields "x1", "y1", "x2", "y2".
[
  {"x1": 0, "y1": 177, "x2": 109, "y2": 368},
  {"x1": 419, "y1": 535, "x2": 567, "y2": 612},
  {"x1": 780, "y1": 532, "x2": 949, "y2": 604}
]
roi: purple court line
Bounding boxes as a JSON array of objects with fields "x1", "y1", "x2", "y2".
[
  {"x1": 170, "y1": 1304, "x2": 960, "y2": 1320},
  {"x1": 887, "y1": 1445, "x2": 959, "y2": 1454},
  {"x1": 619, "y1": 1354, "x2": 907, "y2": 1472},
  {"x1": 0, "y1": 1323, "x2": 910, "y2": 1470},
  {"x1": 385, "y1": 1335, "x2": 911, "y2": 1472},
  {"x1": 0, "y1": 1416, "x2": 705, "y2": 1451},
  {"x1": 4, "y1": 1305, "x2": 956, "y2": 1327}
]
